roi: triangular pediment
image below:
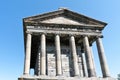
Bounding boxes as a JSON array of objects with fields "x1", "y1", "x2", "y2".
[
  {"x1": 41, "y1": 17, "x2": 85, "y2": 25},
  {"x1": 23, "y1": 9, "x2": 107, "y2": 28}
]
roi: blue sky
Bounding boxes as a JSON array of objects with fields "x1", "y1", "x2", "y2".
[{"x1": 0, "y1": 0, "x2": 120, "y2": 80}]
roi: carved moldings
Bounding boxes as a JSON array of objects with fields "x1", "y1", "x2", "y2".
[{"x1": 23, "y1": 9, "x2": 107, "y2": 30}]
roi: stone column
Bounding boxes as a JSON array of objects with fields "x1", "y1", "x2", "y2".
[
  {"x1": 90, "y1": 47, "x2": 97, "y2": 77},
  {"x1": 81, "y1": 53, "x2": 88, "y2": 77},
  {"x1": 83, "y1": 36, "x2": 96, "y2": 77},
  {"x1": 55, "y1": 34, "x2": 62, "y2": 76},
  {"x1": 96, "y1": 37, "x2": 110, "y2": 77},
  {"x1": 23, "y1": 33, "x2": 32, "y2": 75},
  {"x1": 40, "y1": 33, "x2": 46, "y2": 75},
  {"x1": 70, "y1": 35, "x2": 79, "y2": 76}
]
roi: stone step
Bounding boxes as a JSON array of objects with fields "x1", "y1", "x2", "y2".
[{"x1": 18, "y1": 76, "x2": 116, "y2": 80}]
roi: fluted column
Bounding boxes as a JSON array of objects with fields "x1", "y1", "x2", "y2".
[
  {"x1": 83, "y1": 36, "x2": 96, "y2": 77},
  {"x1": 96, "y1": 37, "x2": 110, "y2": 77},
  {"x1": 55, "y1": 34, "x2": 62, "y2": 76},
  {"x1": 70, "y1": 35, "x2": 79, "y2": 76},
  {"x1": 23, "y1": 33, "x2": 32, "y2": 75},
  {"x1": 40, "y1": 33, "x2": 46, "y2": 75}
]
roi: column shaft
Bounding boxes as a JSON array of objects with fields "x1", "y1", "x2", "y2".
[
  {"x1": 70, "y1": 36, "x2": 79, "y2": 76},
  {"x1": 96, "y1": 37, "x2": 110, "y2": 77},
  {"x1": 90, "y1": 47, "x2": 97, "y2": 77},
  {"x1": 82, "y1": 53, "x2": 88, "y2": 77},
  {"x1": 55, "y1": 34, "x2": 62, "y2": 76},
  {"x1": 24, "y1": 33, "x2": 32, "y2": 75},
  {"x1": 83, "y1": 36, "x2": 96, "y2": 77},
  {"x1": 40, "y1": 34, "x2": 46, "y2": 75}
]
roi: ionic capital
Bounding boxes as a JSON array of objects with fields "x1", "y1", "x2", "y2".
[
  {"x1": 38, "y1": 32, "x2": 47, "y2": 36},
  {"x1": 26, "y1": 31, "x2": 32, "y2": 34},
  {"x1": 82, "y1": 35, "x2": 89, "y2": 38},
  {"x1": 54, "y1": 32, "x2": 61, "y2": 36},
  {"x1": 69, "y1": 33, "x2": 76, "y2": 37},
  {"x1": 96, "y1": 35, "x2": 103, "y2": 39}
]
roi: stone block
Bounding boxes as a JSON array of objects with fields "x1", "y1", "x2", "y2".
[{"x1": 18, "y1": 76, "x2": 116, "y2": 80}]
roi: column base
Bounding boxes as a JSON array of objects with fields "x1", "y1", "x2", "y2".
[{"x1": 18, "y1": 75, "x2": 116, "y2": 80}]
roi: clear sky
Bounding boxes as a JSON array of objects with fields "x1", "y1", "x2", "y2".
[{"x1": 0, "y1": 0, "x2": 120, "y2": 80}]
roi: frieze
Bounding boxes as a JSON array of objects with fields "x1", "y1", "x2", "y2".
[
  {"x1": 26, "y1": 25, "x2": 102, "y2": 32},
  {"x1": 27, "y1": 28, "x2": 102, "y2": 37}
]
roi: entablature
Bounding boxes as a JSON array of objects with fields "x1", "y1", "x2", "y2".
[
  {"x1": 26, "y1": 25, "x2": 102, "y2": 33},
  {"x1": 26, "y1": 28, "x2": 102, "y2": 37},
  {"x1": 25, "y1": 23, "x2": 103, "y2": 31}
]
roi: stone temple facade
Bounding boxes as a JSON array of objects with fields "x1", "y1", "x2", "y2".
[{"x1": 18, "y1": 8, "x2": 115, "y2": 80}]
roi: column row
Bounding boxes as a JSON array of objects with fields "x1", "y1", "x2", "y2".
[{"x1": 23, "y1": 33, "x2": 110, "y2": 78}]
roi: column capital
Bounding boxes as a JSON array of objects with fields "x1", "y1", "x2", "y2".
[
  {"x1": 39, "y1": 32, "x2": 47, "y2": 35},
  {"x1": 54, "y1": 33, "x2": 61, "y2": 36},
  {"x1": 82, "y1": 35, "x2": 90, "y2": 39},
  {"x1": 26, "y1": 31, "x2": 33, "y2": 34},
  {"x1": 96, "y1": 35, "x2": 104, "y2": 38},
  {"x1": 82, "y1": 35, "x2": 101, "y2": 39},
  {"x1": 36, "y1": 32, "x2": 47, "y2": 37},
  {"x1": 69, "y1": 34, "x2": 77, "y2": 38}
]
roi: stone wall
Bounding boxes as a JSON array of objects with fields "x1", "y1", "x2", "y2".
[{"x1": 35, "y1": 44, "x2": 83, "y2": 77}]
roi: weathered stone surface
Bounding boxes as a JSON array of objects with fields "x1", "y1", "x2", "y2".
[
  {"x1": 41, "y1": 17, "x2": 85, "y2": 25},
  {"x1": 47, "y1": 53, "x2": 56, "y2": 76},
  {"x1": 18, "y1": 76, "x2": 116, "y2": 80},
  {"x1": 20, "y1": 9, "x2": 114, "y2": 80},
  {"x1": 34, "y1": 45, "x2": 84, "y2": 77}
]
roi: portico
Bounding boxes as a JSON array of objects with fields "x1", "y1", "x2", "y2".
[{"x1": 19, "y1": 8, "x2": 113, "y2": 80}]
